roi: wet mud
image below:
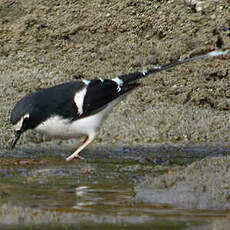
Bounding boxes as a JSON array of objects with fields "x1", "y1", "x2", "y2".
[{"x1": 0, "y1": 145, "x2": 229, "y2": 229}]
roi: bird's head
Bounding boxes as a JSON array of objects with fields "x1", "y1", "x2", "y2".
[
  {"x1": 10, "y1": 94, "x2": 40, "y2": 149},
  {"x1": 10, "y1": 113, "x2": 32, "y2": 148}
]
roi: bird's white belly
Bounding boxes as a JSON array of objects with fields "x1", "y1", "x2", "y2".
[{"x1": 35, "y1": 97, "x2": 122, "y2": 139}]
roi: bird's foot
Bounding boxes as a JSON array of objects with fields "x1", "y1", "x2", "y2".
[{"x1": 66, "y1": 153, "x2": 85, "y2": 162}]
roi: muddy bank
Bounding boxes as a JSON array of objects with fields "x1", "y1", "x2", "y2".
[
  {"x1": 0, "y1": 204, "x2": 229, "y2": 229},
  {"x1": 135, "y1": 155, "x2": 230, "y2": 209},
  {"x1": 0, "y1": 0, "x2": 230, "y2": 149},
  {"x1": 0, "y1": 204, "x2": 215, "y2": 229}
]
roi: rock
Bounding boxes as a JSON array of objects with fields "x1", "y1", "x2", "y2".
[{"x1": 135, "y1": 156, "x2": 230, "y2": 209}]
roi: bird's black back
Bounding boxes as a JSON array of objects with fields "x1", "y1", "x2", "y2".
[
  {"x1": 81, "y1": 79, "x2": 138, "y2": 118},
  {"x1": 11, "y1": 79, "x2": 139, "y2": 128}
]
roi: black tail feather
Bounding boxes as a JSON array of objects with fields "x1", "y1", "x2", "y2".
[{"x1": 118, "y1": 49, "x2": 229, "y2": 84}]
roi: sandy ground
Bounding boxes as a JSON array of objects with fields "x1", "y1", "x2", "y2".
[{"x1": 0, "y1": 0, "x2": 230, "y2": 148}]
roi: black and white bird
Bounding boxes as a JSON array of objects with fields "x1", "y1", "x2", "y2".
[{"x1": 10, "y1": 49, "x2": 228, "y2": 161}]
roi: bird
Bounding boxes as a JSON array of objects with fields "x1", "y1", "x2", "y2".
[{"x1": 10, "y1": 49, "x2": 228, "y2": 161}]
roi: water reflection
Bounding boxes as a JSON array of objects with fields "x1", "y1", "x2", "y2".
[
  {"x1": 0, "y1": 144, "x2": 230, "y2": 228},
  {"x1": 73, "y1": 185, "x2": 135, "y2": 212}
]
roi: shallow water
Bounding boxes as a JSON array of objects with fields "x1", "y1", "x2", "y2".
[{"x1": 0, "y1": 144, "x2": 230, "y2": 229}]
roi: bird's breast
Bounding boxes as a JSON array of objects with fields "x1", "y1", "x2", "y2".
[
  {"x1": 35, "y1": 116, "x2": 79, "y2": 138},
  {"x1": 35, "y1": 96, "x2": 123, "y2": 139}
]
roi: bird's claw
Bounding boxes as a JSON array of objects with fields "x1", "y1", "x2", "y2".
[{"x1": 66, "y1": 154, "x2": 84, "y2": 162}]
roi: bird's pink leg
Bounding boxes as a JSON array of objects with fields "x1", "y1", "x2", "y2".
[{"x1": 66, "y1": 134, "x2": 95, "y2": 162}]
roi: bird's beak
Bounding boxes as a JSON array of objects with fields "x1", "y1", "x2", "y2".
[{"x1": 12, "y1": 130, "x2": 21, "y2": 149}]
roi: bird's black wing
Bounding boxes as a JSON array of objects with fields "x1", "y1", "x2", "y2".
[
  {"x1": 78, "y1": 78, "x2": 139, "y2": 119},
  {"x1": 11, "y1": 81, "x2": 86, "y2": 127}
]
